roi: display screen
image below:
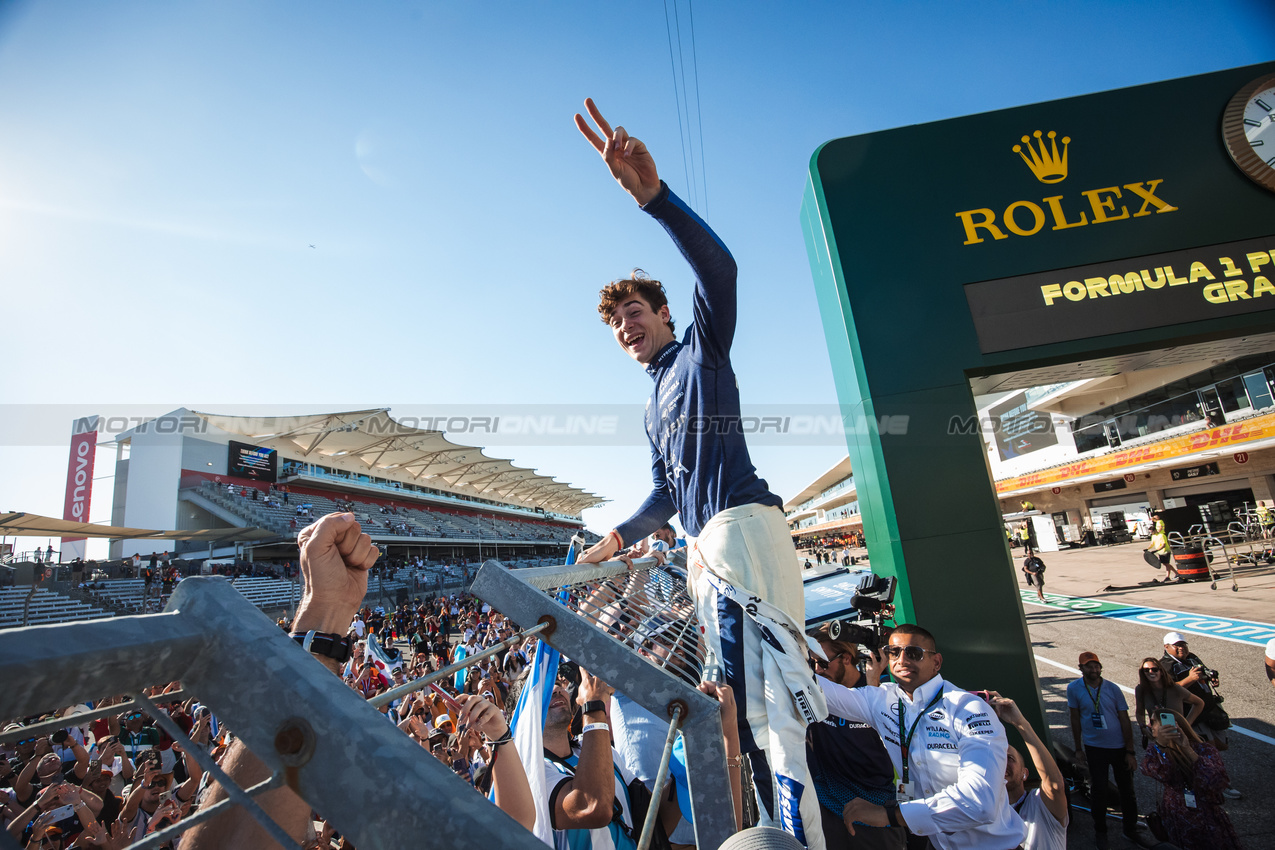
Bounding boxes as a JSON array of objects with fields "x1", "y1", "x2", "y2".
[
  {"x1": 228, "y1": 441, "x2": 278, "y2": 483},
  {"x1": 965, "y1": 234, "x2": 1275, "y2": 354},
  {"x1": 989, "y1": 392, "x2": 1059, "y2": 461}
]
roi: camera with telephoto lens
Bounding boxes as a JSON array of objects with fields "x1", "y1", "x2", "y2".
[{"x1": 823, "y1": 573, "x2": 899, "y2": 653}]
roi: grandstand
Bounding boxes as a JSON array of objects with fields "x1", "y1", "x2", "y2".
[
  {"x1": 0, "y1": 407, "x2": 605, "y2": 628},
  {"x1": 103, "y1": 408, "x2": 604, "y2": 564}
]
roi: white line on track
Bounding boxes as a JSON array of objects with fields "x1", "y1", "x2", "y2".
[{"x1": 1033, "y1": 653, "x2": 1275, "y2": 747}]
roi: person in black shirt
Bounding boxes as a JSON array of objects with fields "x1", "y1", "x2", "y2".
[
  {"x1": 807, "y1": 624, "x2": 902, "y2": 850},
  {"x1": 1161, "y1": 632, "x2": 1241, "y2": 800}
]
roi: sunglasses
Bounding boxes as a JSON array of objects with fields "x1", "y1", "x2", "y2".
[
  {"x1": 17, "y1": 737, "x2": 36, "y2": 746},
  {"x1": 124, "y1": 713, "x2": 143, "y2": 720},
  {"x1": 883, "y1": 645, "x2": 938, "y2": 662},
  {"x1": 813, "y1": 652, "x2": 849, "y2": 670},
  {"x1": 1142, "y1": 667, "x2": 1161, "y2": 673}
]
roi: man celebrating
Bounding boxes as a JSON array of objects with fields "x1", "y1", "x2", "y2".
[
  {"x1": 815, "y1": 624, "x2": 1026, "y2": 850},
  {"x1": 1067, "y1": 651, "x2": 1138, "y2": 849},
  {"x1": 574, "y1": 98, "x2": 826, "y2": 847}
]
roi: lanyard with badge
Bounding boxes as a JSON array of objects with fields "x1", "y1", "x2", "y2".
[
  {"x1": 1086, "y1": 681, "x2": 1107, "y2": 730},
  {"x1": 895, "y1": 687, "x2": 944, "y2": 802}
]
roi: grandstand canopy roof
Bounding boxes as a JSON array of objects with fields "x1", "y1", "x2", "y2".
[
  {"x1": 783, "y1": 456, "x2": 854, "y2": 511},
  {"x1": 191, "y1": 409, "x2": 606, "y2": 515},
  {"x1": 0, "y1": 513, "x2": 277, "y2": 541}
]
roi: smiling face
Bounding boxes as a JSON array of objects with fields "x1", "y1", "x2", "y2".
[
  {"x1": 608, "y1": 295, "x2": 675, "y2": 364},
  {"x1": 1165, "y1": 641, "x2": 1190, "y2": 661},
  {"x1": 886, "y1": 632, "x2": 942, "y2": 694}
]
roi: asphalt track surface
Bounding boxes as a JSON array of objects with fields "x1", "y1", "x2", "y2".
[{"x1": 1027, "y1": 602, "x2": 1273, "y2": 850}]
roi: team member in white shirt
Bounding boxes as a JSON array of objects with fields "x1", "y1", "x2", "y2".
[
  {"x1": 817, "y1": 624, "x2": 1026, "y2": 850},
  {"x1": 987, "y1": 693, "x2": 1067, "y2": 850}
]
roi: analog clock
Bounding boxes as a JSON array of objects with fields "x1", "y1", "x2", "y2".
[{"x1": 1223, "y1": 72, "x2": 1275, "y2": 192}]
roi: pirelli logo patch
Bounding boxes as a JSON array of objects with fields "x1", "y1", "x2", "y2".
[{"x1": 794, "y1": 689, "x2": 817, "y2": 724}]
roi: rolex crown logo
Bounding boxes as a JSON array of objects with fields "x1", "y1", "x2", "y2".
[{"x1": 1013, "y1": 130, "x2": 1070, "y2": 184}]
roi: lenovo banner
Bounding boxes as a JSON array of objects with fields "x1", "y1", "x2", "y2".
[{"x1": 61, "y1": 416, "x2": 100, "y2": 561}]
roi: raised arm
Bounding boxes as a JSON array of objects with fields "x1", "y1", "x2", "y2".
[
  {"x1": 990, "y1": 693, "x2": 1067, "y2": 826},
  {"x1": 552, "y1": 671, "x2": 618, "y2": 830},
  {"x1": 575, "y1": 98, "x2": 661, "y2": 206},
  {"x1": 576, "y1": 97, "x2": 737, "y2": 361},
  {"x1": 458, "y1": 694, "x2": 535, "y2": 832},
  {"x1": 182, "y1": 512, "x2": 378, "y2": 850}
]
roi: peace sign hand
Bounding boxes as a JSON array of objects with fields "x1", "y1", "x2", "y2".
[{"x1": 575, "y1": 98, "x2": 661, "y2": 206}]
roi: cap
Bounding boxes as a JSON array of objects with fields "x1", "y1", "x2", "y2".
[
  {"x1": 1078, "y1": 651, "x2": 1100, "y2": 666},
  {"x1": 805, "y1": 635, "x2": 829, "y2": 662},
  {"x1": 1265, "y1": 637, "x2": 1275, "y2": 662},
  {"x1": 1163, "y1": 632, "x2": 1187, "y2": 646}
]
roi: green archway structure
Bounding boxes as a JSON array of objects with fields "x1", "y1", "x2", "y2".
[{"x1": 801, "y1": 62, "x2": 1275, "y2": 729}]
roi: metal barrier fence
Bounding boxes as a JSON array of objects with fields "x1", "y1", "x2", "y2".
[
  {"x1": 0, "y1": 576, "x2": 547, "y2": 850},
  {"x1": 471, "y1": 555, "x2": 736, "y2": 850}
]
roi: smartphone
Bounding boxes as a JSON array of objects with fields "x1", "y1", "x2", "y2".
[
  {"x1": 1159, "y1": 711, "x2": 1176, "y2": 727},
  {"x1": 429, "y1": 683, "x2": 462, "y2": 714},
  {"x1": 972, "y1": 690, "x2": 993, "y2": 702},
  {"x1": 45, "y1": 804, "x2": 75, "y2": 823}
]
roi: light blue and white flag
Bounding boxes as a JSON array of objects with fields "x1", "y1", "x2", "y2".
[
  {"x1": 497, "y1": 638, "x2": 560, "y2": 845},
  {"x1": 488, "y1": 543, "x2": 573, "y2": 841}
]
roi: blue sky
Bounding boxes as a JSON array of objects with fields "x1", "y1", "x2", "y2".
[{"x1": 1, "y1": 1, "x2": 1271, "y2": 555}]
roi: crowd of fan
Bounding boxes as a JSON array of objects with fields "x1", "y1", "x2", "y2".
[
  {"x1": 5, "y1": 513, "x2": 1265, "y2": 850},
  {"x1": 2, "y1": 690, "x2": 215, "y2": 849}
]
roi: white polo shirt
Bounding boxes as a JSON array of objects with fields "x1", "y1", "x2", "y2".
[{"x1": 819, "y1": 674, "x2": 1026, "y2": 850}]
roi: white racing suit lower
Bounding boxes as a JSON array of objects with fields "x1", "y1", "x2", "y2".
[{"x1": 688, "y1": 503, "x2": 828, "y2": 849}]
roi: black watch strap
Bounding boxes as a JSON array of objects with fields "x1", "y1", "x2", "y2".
[
  {"x1": 291, "y1": 631, "x2": 354, "y2": 663},
  {"x1": 884, "y1": 801, "x2": 903, "y2": 828},
  {"x1": 582, "y1": 699, "x2": 607, "y2": 716}
]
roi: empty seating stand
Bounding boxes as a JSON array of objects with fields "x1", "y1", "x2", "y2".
[
  {"x1": 0, "y1": 587, "x2": 115, "y2": 628},
  {"x1": 77, "y1": 577, "x2": 299, "y2": 618}
]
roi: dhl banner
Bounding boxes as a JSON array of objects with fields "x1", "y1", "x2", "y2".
[{"x1": 995, "y1": 411, "x2": 1275, "y2": 493}]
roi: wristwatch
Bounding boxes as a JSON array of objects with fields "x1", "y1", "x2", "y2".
[
  {"x1": 883, "y1": 800, "x2": 903, "y2": 827},
  {"x1": 290, "y1": 631, "x2": 354, "y2": 663},
  {"x1": 582, "y1": 700, "x2": 607, "y2": 716}
]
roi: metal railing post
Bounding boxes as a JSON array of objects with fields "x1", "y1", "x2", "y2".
[
  {"x1": 470, "y1": 558, "x2": 736, "y2": 850},
  {"x1": 637, "y1": 705, "x2": 683, "y2": 850}
]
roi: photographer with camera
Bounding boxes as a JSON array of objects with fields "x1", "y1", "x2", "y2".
[
  {"x1": 807, "y1": 621, "x2": 900, "y2": 850},
  {"x1": 1160, "y1": 633, "x2": 1241, "y2": 800}
]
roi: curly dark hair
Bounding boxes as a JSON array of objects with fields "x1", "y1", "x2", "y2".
[{"x1": 597, "y1": 269, "x2": 674, "y2": 335}]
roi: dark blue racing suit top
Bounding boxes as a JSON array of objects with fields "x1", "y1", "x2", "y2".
[{"x1": 613, "y1": 181, "x2": 782, "y2": 546}]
